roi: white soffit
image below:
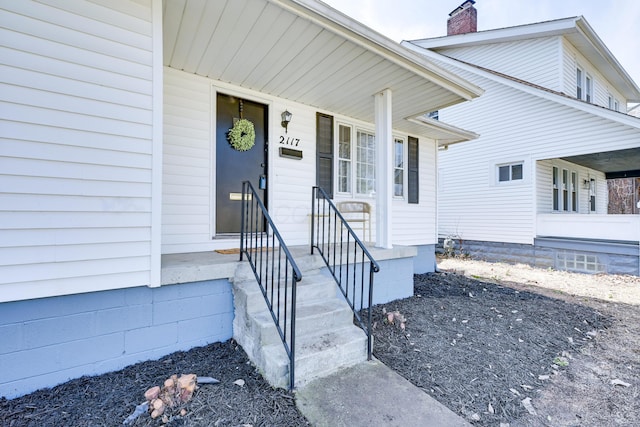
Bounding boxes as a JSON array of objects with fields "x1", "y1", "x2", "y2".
[{"x1": 162, "y1": 0, "x2": 482, "y2": 127}]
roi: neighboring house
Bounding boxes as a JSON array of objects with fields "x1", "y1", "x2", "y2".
[
  {"x1": 403, "y1": 0, "x2": 640, "y2": 276},
  {"x1": 0, "y1": 0, "x2": 482, "y2": 397}
]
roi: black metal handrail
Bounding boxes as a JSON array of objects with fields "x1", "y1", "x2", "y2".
[
  {"x1": 310, "y1": 186, "x2": 380, "y2": 360},
  {"x1": 240, "y1": 181, "x2": 302, "y2": 390}
]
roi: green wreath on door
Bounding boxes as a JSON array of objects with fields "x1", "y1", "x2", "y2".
[{"x1": 227, "y1": 119, "x2": 255, "y2": 151}]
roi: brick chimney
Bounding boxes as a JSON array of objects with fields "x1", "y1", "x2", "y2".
[{"x1": 447, "y1": 0, "x2": 477, "y2": 36}]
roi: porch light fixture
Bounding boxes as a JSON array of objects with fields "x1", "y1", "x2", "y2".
[
  {"x1": 582, "y1": 178, "x2": 595, "y2": 189},
  {"x1": 281, "y1": 110, "x2": 292, "y2": 133}
]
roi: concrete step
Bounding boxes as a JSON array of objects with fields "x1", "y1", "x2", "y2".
[
  {"x1": 244, "y1": 298, "x2": 355, "y2": 347},
  {"x1": 233, "y1": 251, "x2": 369, "y2": 390},
  {"x1": 262, "y1": 325, "x2": 368, "y2": 389},
  {"x1": 233, "y1": 252, "x2": 326, "y2": 282},
  {"x1": 233, "y1": 272, "x2": 336, "y2": 314}
]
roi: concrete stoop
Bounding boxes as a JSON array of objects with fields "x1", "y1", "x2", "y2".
[{"x1": 232, "y1": 254, "x2": 368, "y2": 389}]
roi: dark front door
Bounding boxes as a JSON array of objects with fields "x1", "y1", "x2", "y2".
[{"x1": 216, "y1": 94, "x2": 267, "y2": 234}]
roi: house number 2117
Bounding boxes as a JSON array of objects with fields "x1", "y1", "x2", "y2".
[{"x1": 279, "y1": 136, "x2": 300, "y2": 146}]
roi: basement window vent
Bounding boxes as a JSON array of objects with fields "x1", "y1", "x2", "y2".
[{"x1": 556, "y1": 251, "x2": 605, "y2": 274}]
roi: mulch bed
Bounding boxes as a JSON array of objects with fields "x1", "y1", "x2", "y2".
[
  {"x1": 0, "y1": 341, "x2": 308, "y2": 427},
  {"x1": 370, "y1": 272, "x2": 611, "y2": 426},
  {"x1": 1, "y1": 271, "x2": 617, "y2": 426}
]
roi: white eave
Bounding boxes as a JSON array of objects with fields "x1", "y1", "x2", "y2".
[
  {"x1": 406, "y1": 115, "x2": 479, "y2": 146},
  {"x1": 408, "y1": 16, "x2": 640, "y2": 102},
  {"x1": 402, "y1": 41, "x2": 640, "y2": 131},
  {"x1": 162, "y1": 0, "x2": 483, "y2": 138}
]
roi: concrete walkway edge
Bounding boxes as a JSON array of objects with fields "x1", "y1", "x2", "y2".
[{"x1": 295, "y1": 359, "x2": 471, "y2": 426}]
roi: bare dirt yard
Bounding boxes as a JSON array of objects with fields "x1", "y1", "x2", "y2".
[
  {"x1": 1, "y1": 258, "x2": 638, "y2": 426},
  {"x1": 433, "y1": 258, "x2": 640, "y2": 426}
]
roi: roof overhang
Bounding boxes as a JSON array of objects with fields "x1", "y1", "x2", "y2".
[
  {"x1": 408, "y1": 17, "x2": 640, "y2": 102},
  {"x1": 403, "y1": 43, "x2": 640, "y2": 176},
  {"x1": 406, "y1": 116, "x2": 479, "y2": 146},
  {"x1": 561, "y1": 148, "x2": 640, "y2": 179},
  {"x1": 162, "y1": 0, "x2": 483, "y2": 134}
]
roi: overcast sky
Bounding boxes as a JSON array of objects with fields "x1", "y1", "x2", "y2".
[{"x1": 322, "y1": 0, "x2": 640, "y2": 87}]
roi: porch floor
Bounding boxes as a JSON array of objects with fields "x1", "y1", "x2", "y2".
[{"x1": 160, "y1": 244, "x2": 418, "y2": 286}]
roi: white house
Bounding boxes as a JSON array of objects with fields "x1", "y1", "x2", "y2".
[
  {"x1": 403, "y1": 1, "x2": 640, "y2": 275},
  {"x1": 0, "y1": 0, "x2": 482, "y2": 397}
]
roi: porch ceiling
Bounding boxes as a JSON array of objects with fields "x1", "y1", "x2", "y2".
[
  {"x1": 561, "y1": 147, "x2": 640, "y2": 179},
  {"x1": 162, "y1": 0, "x2": 482, "y2": 136}
]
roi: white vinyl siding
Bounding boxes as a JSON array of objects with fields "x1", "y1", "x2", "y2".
[
  {"x1": 437, "y1": 68, "x2": 638, "y2": 245},
  {"x1": 436, "y1": 36, "x2": 561, "y2": 92},
  {"x1": 562, "y1": 38, "x2": 628, "y2": 111},
  {"x1": 269, "y1": 101, "x2": 317, "y2": 246},
  {"x1": 0, "y1": 0, "x2": 155, "y2": 302},
  {"x1": 392, "y1": 139, "x2": 438, "y2": 245},
  {"x1": 162, "y1": 68, "x2": 212, "y2": 253}
]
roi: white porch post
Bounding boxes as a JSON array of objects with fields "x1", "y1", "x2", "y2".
[{"x1": 375, "y1": 89, "x2": 393, "y2": 249}]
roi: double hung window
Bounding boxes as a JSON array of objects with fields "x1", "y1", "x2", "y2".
[
  {"x1": 334, "y1": 124, "x2": 376, "y2": 196},
  {"x1": 552, "y1": 166, "x2": 578, "y2": 212},
  {"x1": 576, "y1": 68, "x2": 583, "y2": 99},
  {"x1": 317, "y1": 114, "x2": 418, "y2": 202},
  {"x1": 355, "y1": 130, "x2": 376, "y2": 195},
  {"x1": 394, "y1": 138, "x2": 404, "y2": 197},
  {"x1": 497, "y1": 162, "x2": 523, "y2": 183},
  {"x1": 337, "y1": 125, "x2": 351, "y2": 193}
]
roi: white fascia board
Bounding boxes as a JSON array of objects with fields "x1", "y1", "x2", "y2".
[
  {"x1": 402, "y1": 41, "x2": 640, "y2": 131},
  {"x1": 408, "y1": 17, "x2": 579, "y2": 49},
  {"x1": 406, "y1": 116, "x2": 480, "y2": 146},
  {"x1": 573, "y1": 18, "x2": 640, "y2": 101},
  {"x1": 272, "y1": 0, "x2": 484, "y2": 101},
  {"x1": 408, "y1": 16, "x2": 640, "y2": 101}
]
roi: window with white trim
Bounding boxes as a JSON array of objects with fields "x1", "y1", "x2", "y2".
[
  {"x1": 562, "y1": 169, "x2": 569, "y2": 211},
  {"x1": 552, "y1": 167, "x2": 559, "y2": 211},
  {"x1": 571, "y1": 171, "x2": 578, "y2": 212},
  {"x1": 497, "y1": 162, "x2": 523, "y2": 183},
  {"x1": 329, "y1": 118, "x2": 417, "y2": 200},
  {"x1": 337, "y1": 124, "x2": 352, "y2": 193},
  {"x1": 394, "y1": 137, "x2": 404, "y2": 197},
  {"x1": 356, "y1": 130, "x2": 376, "y2": 195},
  {"x1": 552, "y1": 166, "x2": 578, "y2": 212},
  {"x1": 590, "y1": 178, "x2": 596, "y2": 212},
  {"x1": 576, "y1": 68, "x2": 583, "y2": 99},
  {"x1": 585, "y1": 74, "x2": 592, "y2": 103}
]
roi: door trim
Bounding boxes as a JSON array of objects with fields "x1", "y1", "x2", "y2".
[{"x1": 211, "y1": 85, "x2": 274, "y2": 238}]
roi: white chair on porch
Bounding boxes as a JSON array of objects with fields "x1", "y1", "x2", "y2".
[{"x1": 337, "y1": 201, "x2": 372, "y2": 242}]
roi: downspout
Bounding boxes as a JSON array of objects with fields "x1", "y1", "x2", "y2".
[
  {"x1": 150, "y1": 0, "x2": 164, "y2": 287},
  {"x1": 434, "y1": 139, "x2": 441, "y2": 273}
]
